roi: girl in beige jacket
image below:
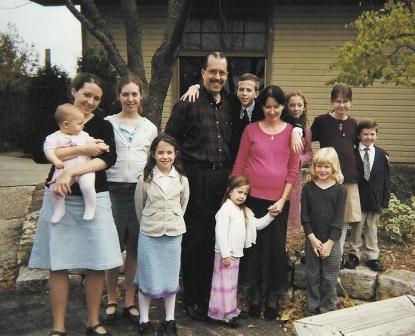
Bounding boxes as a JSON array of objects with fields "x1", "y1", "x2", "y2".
[{"x1": 134, "y1": 134, "x2": 189, "y2": 336}]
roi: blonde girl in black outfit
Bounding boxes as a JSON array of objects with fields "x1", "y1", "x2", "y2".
[{"x1": 301, "y1": 147, "x2": 346, "y2": 315}]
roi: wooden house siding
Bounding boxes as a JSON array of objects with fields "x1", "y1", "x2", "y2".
[
  {"x1": 271, "y1": 5, "x2": 415, "y2": 163},
  {"x1": 84, "y1": 4, "x2": 415, "y2": 163}
]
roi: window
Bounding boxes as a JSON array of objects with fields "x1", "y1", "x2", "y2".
[{"x1": 179, "y1": 5, "x2": 268, "y2": 96}]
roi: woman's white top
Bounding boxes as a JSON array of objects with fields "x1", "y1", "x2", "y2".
[
  {"x1": 214, "y1": 199, "x2": 274, "y2": 258},
  {"x1": 105, "y1": 114, "x2": 157, "y2": 183}
]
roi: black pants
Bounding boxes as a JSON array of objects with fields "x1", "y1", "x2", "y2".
[
  {"x1": 239, "y1": 196, "x2": 290, "y2": 308},
  {"x1": 181, "y1": 164, "x2": 229, "y2": 311}
]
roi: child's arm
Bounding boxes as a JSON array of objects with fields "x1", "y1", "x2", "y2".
[
  {"x1": 301, "y1": 183, "x2": 322, "y2": 256},
  {"x1": 382, "y1": 152, "x2": 391, "y2": 209},
  {"x1": 307, "y1": 233, "x2": 323, "y2": 257},
  {"x1": 301, "y1": 128, "x2": 313, "y2": 167},
  {"x1": 214, "y1": 204, "x2": 233, "y2": 262},
  {"x1": 248, "y1": 208, "x2": 275, "y2": 231},
  {"x1": 180, "y1": 177, "x2": 190, "y2": 213},
  {"x1": 134, "y1": 177, "x2": 147, "y2": 222},
  {"x1": 43, "y1": 133, "x2": 64, "y2": 168},
  {"x1": 320, "y1": 239, "x2": 334, "y2": 258},
  {"x1": 55, "y1": 139, "x2": 109, "y2": 161},
  {"x1": 180, "y1": 84, "x2": 200, "y2": 102},
  {"x1": 44, "y1": 149, "x2": 64, "y2": 169}
]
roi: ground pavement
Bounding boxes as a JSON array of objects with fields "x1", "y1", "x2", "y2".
[{"x1": 0, "y1": 288, "x2": 292, "y2": 336}]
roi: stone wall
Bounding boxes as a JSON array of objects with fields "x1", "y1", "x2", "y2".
[{"x1": 0, "y1": 186, "x2": 36, "y2": 288}]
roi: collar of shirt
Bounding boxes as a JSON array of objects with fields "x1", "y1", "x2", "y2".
[
  {"x1": 240, "y1": 101, "x2": 255, "y2": 120},
  {"x1": 153, "y1": 165, "x2": 177, "y2": 179},
  {"x1": 359, "y1": 143, "x2": 374, "y2": 152},
  {"x1": 200, "y1": 85, "x2": 226, "y2": 107}
]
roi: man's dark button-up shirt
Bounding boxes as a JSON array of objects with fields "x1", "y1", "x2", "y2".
[{"x1": 165, "y1": 86, "x2": 232, "y2": 164}]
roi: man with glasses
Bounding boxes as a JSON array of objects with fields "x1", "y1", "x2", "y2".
[{"x1": 165, "y1": 51, "x2": 233, "y2": 322}]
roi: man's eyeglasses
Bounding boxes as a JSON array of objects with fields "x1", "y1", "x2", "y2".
[{"x1": 205, "y1": 69, "x2": 228, "y2": 77}]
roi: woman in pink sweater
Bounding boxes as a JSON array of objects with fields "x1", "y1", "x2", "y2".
[{"x1": 232, "y1": 85, "x2": 300, "y2": 321}]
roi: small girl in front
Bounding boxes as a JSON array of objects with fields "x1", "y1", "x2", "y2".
[
  {"x1": 301, "y1": 147, "x2": 347, "y2": 316},
  {"x1": 208, "y1": 175, "x2": 276, "y2": 328},
  {"x1": 134, "y1": 134, "x2": 189, "y2": 336}
]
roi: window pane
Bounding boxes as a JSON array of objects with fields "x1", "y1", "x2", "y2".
[
  {"x1": 201, "y1": 19, "x2": 221, "y2": 32},
  {"x1": 223, "y1": 33, "x2": 243, "y2": 50},
  {"x1": 245, "y1": 20, "x2": 266, "y2": 32},
  {"x1": 179, "y1": 57, "x2": 204, "y2": 96},
  {"x1": 223, "y1": 19, "x2": 243, "y2": 32},
  {"x1": 186, "y1": 18, "x2": 201, "y2": 32},
  {"x1": 201, "y1": 33, "x2": 221, "y2": 49},
  {"x1": 182, "y1": 33, "x2": 201, "y2": 49},
  {"x1": 244, "y1": 33, "x2": 266, "y2": 50}
]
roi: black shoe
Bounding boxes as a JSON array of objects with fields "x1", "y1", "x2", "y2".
[
  {"x1": 248, "y1": 304, "x2": 261, "y2": 318},
  {"x1": 185, "y1": 304, "x2": 208, "y2": 322},
  {"x1": 223, "y1": 316, "x2": 240, "y2": 328},
  {"x1": 344, "y1": 254, "x2": 359, "y2": 269},
  {"x1": 101, "y1": 303, "x2": 117, "y2": 325},
  {"x1": 138, "y1": 321, "x2": 153, "y2": 336},
  {"x1": 264, "y1": 306, "x2": 279, "y2": 321},
  {"x1": 238, "y1": 310, "x2": 249, "y2": 319},
  {"x1": 367, "y1": 259, "x2": 384, "y2": 272},
  {"x1": 161, "y1": 320, "x2": 177, "y2": 335},
  {"x1": 49, "y1": 331, "x2": 66, "y2": 336},
  {"x1": 86, "y1": 323, "x2": 111, "y2": 336},
  {"x1": 303, "y1": 308, "x2": 320, "y2": 317},
  {"x1": 121, "y1": 304, "x2": 140, "y2": 325}
]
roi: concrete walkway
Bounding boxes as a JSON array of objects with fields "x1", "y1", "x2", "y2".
[
  {"x1": 0, "y1": 288, "x2": 291, "y2": 336},
  {"x1": 0, "y1": 152, "x2": 50, "y2": 187}
]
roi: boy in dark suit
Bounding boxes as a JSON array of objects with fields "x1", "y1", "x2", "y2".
[
  {"x1": 345, "y1": 119, "x2": 391, "y2": 271},
  {"x1": 229, "y1": 73, "x2": 261, "y2": 161}
]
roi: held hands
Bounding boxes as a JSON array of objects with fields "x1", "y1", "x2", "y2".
[
  {"x1": 267, "y1": 198, "x2": 286, "y2": 216},
  {"x1": 180, "y1": 84, "x2": 200, "y2": 102},
  {"x1": 222, "y1": 256, "x2": 235, "y2": 267}
]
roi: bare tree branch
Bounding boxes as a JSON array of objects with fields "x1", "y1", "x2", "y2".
[
  {"x1": 120, "y1": 0, "x2": 147, "y2": 88},
  {"x1": 65, "y1": 0, "x2": 129, "y2": 76},
  {"x1": 143, "y1": 0, "x2": 193, "y2": 125}
]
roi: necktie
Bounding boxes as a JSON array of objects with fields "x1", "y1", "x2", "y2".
[
  {"x1": 363, "y1": 147, "x2": 371, "y2": 181},
  {"x1": 242, "y1": 108, "x2": 249, "y2": 125}
]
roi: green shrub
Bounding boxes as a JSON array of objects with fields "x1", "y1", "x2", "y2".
[{"x1": 379, "y1": 193, "x2": 415, "y2": 243}]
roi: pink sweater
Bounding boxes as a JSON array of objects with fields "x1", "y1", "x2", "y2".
[{"x1": 232, "y1": 122, "x2": 300, "y2": 201}]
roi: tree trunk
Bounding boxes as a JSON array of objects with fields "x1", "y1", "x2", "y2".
[{"x1": 65, "y1": 0, "x2": 193, "y2": 130}]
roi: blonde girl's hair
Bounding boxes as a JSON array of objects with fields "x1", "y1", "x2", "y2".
[
  {"x1": 223, "y1": 175, "x2": 250, "y2": 228},
  {"x1": 310, "y1": 147, "x2": 344, "y2": 184},
  {"x1": 285, "y1": 90, "x2": 309, "y2": 127}
]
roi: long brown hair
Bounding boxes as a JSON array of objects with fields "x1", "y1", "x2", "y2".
[
  {"x1": 142, "y1": 133, "x2": 185, "y2": 182},
  {"x1": 223, "y1": 175, "x2": 251, "y2": 228}
]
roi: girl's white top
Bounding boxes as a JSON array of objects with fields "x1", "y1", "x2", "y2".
[
  {"x1": 214, "y1": 199, "x2": 274, "y2": 258},
  {"x1": 105, "y1": 115, "x2": 157, "y2": 183}
]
